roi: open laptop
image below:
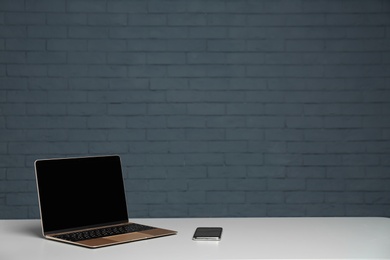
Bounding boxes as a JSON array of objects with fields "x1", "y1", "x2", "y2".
[{"x1": 34, "y1": 155, "x2": 177, "y2": 248}]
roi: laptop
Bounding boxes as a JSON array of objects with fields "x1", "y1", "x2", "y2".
[{"x1": 34, "y1": 155, "x2": 177, "y2": 248}]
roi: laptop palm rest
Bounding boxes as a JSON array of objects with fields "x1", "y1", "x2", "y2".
[{"x1": 75, "y1": 233, "x2": 153, "y2": 248}]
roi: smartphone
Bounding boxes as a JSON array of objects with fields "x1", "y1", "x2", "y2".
[{"x1": 192, "y1": 227, "x2": 223, "y2": 241}]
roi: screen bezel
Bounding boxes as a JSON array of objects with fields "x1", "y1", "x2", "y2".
[{"x1": 35, "y1": 155, "x2": 129, "y2": 235}]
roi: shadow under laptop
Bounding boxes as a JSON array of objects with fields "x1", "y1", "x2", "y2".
[
  {"x1": 27, "y1": 222, "x2": 43, "y2": 237},
  {"x1": 20, "y1": 219, "x2": 42, "y2": 238}
]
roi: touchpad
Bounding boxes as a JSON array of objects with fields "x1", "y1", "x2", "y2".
[
  {"x1": 79, "y1": 237, "x2": 117, "y2": 247},
  {"x1": 108, "y1": 232, "x2": 152, "y2": 242}
]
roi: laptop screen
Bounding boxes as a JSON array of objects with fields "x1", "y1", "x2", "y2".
[{"x1": 35, "y1": 155, "x2": 129, "y2": 234}]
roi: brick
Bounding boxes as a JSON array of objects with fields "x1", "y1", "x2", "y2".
[
  {"x1": 128, "y1": 65, "x2": 166, "y2": 77},
  {"x1": 28, "y1": 26, "x2": 67, "y2": 38},
  {"x1": 227, "y1": 129, "x2": 264, "y2": 141},
  {"x1": 307, "y1": 204, "x2": 346, "y2": 217},
  {"x1": 188, "y1": 179, "x2": 227, "y2": 191},
  {"x1": 187, "y1": 53, "x2": 226, "y2": 64},
  {"x1": 6, "y1": 39, "x2": 44, "y2": 51},
  {"x1": 149, "y1": 179, "x2": 188, "y2": 191},
  {"x1": 167, "y1": 90, "x2": 245, "y2": 103},
  {"x1": 126, "y1": 192, "x2": 166, "y2": 204},
  {"x1": 302, "y1": 0, "x2": 383, "y2": 13},
  {"x1": 48, "y1": 65, "x2": 88, "y2": 77},
  {"x1": 89, "y1": 142, "x2": 128, "y2": 154},
  {"x1": 208, "y1": 165, "x2": 246, "y2": 178},
  {"x1": 127, "y1": 39, "x2": 206, "y2": 51},
  {"x1": 189, "y1": 27, "x2": 228, "y2": 39},
  {"x1": 365, "y1": 192, "x2": 390, "y2": 204},
  {"x1": 147, "y1": 53, "x2": 185, "y2": 65},
  {"x1": 146, "y1": 153, "x2": 186, "y2": 166},
  {"x1": 127, "y1": 14, "x2": 166, "y2": 26},
  {"x1": 189, "y1": 204, "x2": 229, "y2": 217},
  {"x1": 326, "y1": 39, "x2": 390, "y2": 52},
  {"x1": 0, "y1": 104, "x2": 26, "y2": 115},
  {"x1": 187, "y1": 1, "x2": 227, "y2": 13},
  {"x1": 88, "y1": 40, "x2": 127, "y2": 51},
  {"x1": 149, "y1": 204, "x2": 189, "y2": 218},
  {"x1": 228, "y1": 204, "x2": 267, "y2": 216},
  {"x1": 286, "y1": 191, "x2": 324, "y2": 204},
  {"x1": 88, "y1": 65, "x2": 127, "y2": 77},
  {"x1": 307, "y1": 179, "x2": 345, "y2": 191},
  {"x1": 108, "y1": 103, "x2": 147, "y2": 115},
  {"x1": 227, "y1": 178, "x2": 266, "y2": 191},
  {"x1": 186, "y1": 129, "x2": 225, "y2": 140},
  {"x1": 206, "y1": 191, "x2": 245, "y2": 203},
  {"x1": 304, "y1": 154, "x2": 343, "y2": 166},
  {"x1": 107, "y1": 0, "x2": 148, "y2": 13},
  {"x1": 127, "y1": 116, "x2": 167, "y2": 129},
  {"x1": 26, "y1": 0, "x2": 66, "y2": 12},
  {"x1": 69, "y1": 27, "x2": 109, "y2": 38},
  {"x1": 147, "y1": 1, "x2": 187, "y2": 13},
  {"x1": 208, "y1": 40, "x2": 246, "y2": 52},
  {"x1": 47, "y1": 39, "x2": 88, "y2": 51},
  {"x1": 26, "y1": 104, "x2": 66, "y2": 115},
  {"x1": 148, "y1": 103, "x2": 186, "y2": 115},
  {"x1": 246, "y1": 65, "x2": 285, "y2": 77},
  {"x1": 108, "y1": 53, "x2": 145, "y2": 65},
  {"x1": 5, "y1": 12, "x2": 45, "y2": 25},
  {"x1": 188, "y1": 103, "x2": 225, "y2": 115},
  {"x1": 326, "y1": 166, "x2": 365, "y2": 179},
  {"x1": 267, "y1": 205, "x2": 306, "y2": 217},
  {"x1": 167, "y1": 191, "x2": 206, "y2": 203},
  {"x1": 6, "y1": 193, "x2": 38, "y2": 206},
  {"x1": 67, "y1": 0, "x2": 106, "y2": 12},
  {"x1": 246, "y1": 40, "x2": 285, "y2": 51},
  {"x1": 0, "y1": 0, "x2": 24, "y2": 11},
  {"x1": 0, "y1": 64, "x2": 5, "y2": 76},
  {"x1": 184, "y1": 153, "x2": 224, "y2": 166},
  {"x1": 147, "y1": 129, "x2": 186, "y2": 141},
  {"x1": 26, "y1": 129, "x2": 67, "y2": 142},
  {"x1": 326, "y1": 192, "x2": 364, "y2": 204},
  {"x1": 225, "y1": 153, "x2": 263, "y2": 166},
  {"x1": 207, "y1": 14, "x2": 246, "y2": 26},
  {"x1": 88, "y1": 14, "x2": 127, "y2": 26},
  {"x1": 226, "y1": 103, "x2": 264, "y2": 115},
  {"x1": 345, "y1": 205, "x2": 387, "y2": 217},
  {"x1": 165, "y1": 166, "x2": 207, "y2": 179},
  {"x1": 265, "y1": 129, "x2": 304, "y2": 141},
  {"x1": 29, "y1": 78, "x2": 67, "y2": 89},
  {"x1": 130, "y1": 142, "x2": 168, "y2": 154},
  {"x1": 109, "y1": 78, "x2": 149, "y2": 89},
  {"x1": 7, "y1": 65, "x2": 47, "y2": 77},
  {"x1": 87, "y1": 116, "x2": 127, "y2": 129},
  {"x1": 68, "y1": 52, "x2": 106, "y2": 64},
  {"x1": 27, "y1": 52, "x2": 67, "y2": 64},
  {"x1": 167, "y1": 14, "x2": 207, "y2": 26},
  {"x1": 47, "y1": 13, "x2": 87, "y2": 25},
  {"x1": 246, "y1": 116, "x2": 284, "y2": 128},
  {"x1": 169, "y1": 141, "x2": 208, "y2": 153}
]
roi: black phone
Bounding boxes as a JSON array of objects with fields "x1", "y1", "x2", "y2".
[{"x1": 192, "y1": 227, "x2": 223, "y2": 241}]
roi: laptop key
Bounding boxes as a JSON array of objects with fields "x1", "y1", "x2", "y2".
[{"x1": 54, "y1": 223, "x2": 155, "y2": 242}]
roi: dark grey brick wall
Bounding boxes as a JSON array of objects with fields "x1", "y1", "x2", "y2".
[{"x1": 1, "y1": 0, "x2": 390, "y2": 219}]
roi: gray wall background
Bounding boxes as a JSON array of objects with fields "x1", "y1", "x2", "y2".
[{"x1": 1, "y1": 0, "x2": 390, "y2": 219}]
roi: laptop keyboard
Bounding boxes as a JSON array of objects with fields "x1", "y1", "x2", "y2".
[{"x1": 53, "y1": 223, "x2": 155, "y2": 242}]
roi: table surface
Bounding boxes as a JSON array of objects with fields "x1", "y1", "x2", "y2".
[{"x1": 1, "y1": 217, "x2": 390, "y2": 260}]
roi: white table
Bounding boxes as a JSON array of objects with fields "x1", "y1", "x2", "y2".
[{"x1": 1, "y1": 217, "x2": 390, "y2": 260}]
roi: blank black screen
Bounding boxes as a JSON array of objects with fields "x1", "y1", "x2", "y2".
[{"x1": 35, "y1": 155, "x2": 129, "y2": 234}]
